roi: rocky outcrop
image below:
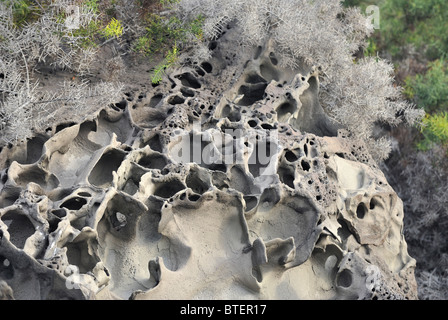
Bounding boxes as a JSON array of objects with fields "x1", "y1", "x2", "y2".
[{"x1": 0, "y1": 26, "x2": 417, "y2": 300}]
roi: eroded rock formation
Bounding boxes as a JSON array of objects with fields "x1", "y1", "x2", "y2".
[{"x1": 0, "y1": 26, "x2": 417, "y2": 300}]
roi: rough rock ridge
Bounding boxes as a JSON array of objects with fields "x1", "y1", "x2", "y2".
[{"x1": 0, "y1": 25, "x2": 417, "y2": 300}]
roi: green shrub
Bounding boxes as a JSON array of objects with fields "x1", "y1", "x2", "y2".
[
  {"x1": 135, "y1": 12, "x2": 203, "y2": 56},
  {"x1": 417, "y1": 112, "x2": 448, "y2": 151},
  {"x1": 363, "y1": 37, "x2": 378, "y2": 57},
  {"x1": 84, "y1": 0, "x2": 100, "y2": 14},
  {"x1": 404, "y1": 59, "x2": 448, "y2": 112},
  {"x1": 69, "y1": 19, "x2": 102, "y2": 49},
  {"x1": 102, "y1": 18, "x2": 123, "y2": 39},
  {"x1": 344, "y1": 0, "x2": 448, "y2": 61},
  {"x1": 134, "y1": 14, "x2": 177, "y2": 55},
  {"x1": 377, "y1": 0, "x2": 448, "y2": 60},
  {"x1": 150, "y1": 44, "x2": 179, "y2": 84},
  {"x1": 8, "y1": 0, "x2": 41, "y2": 27},
  {"x1": 134, "y1": 1, "x2": 205, "y2": 84}
]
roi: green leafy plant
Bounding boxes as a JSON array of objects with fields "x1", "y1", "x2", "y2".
[
  {"x1": 417, "y1": 112, "x2": 448, "y2": 151},
  {"x1": 133, "y1": 4, "x2": 204, "y2": 84},
  {"x1": 404, "y1": 59, "x2": 448, "y2": 112},
  {"x1": 189, "y1": 14, "x2": 205, "y2": 40},
  {"x1": 8, "y1": 0, "x2": 42, "y2": 28},
  {"x1": 150, "y1": 44, "x2": 179, "y2": 84},
  {"x1": 363, "y1": 38, "x2": 378, "y2": 57},
  {"x1": 135, "y1": 13, "x2": 188, "y2": 55},
  {"x1": 159, "y1": 0, "x2": 180, "y2": 8},
  {"x1": 84, "y1": 0, "x2": 100, "y2": 14},
  {"x1": 102, "y1": 18, "x2": 123, "y2": 39},
  {"x1": 11, "y1": 0, "x2": 31, "y2": 26},
  {"x1": 344, "y1": 0, "x2": 448, "y2": 61},
  {"x1": 376, "y1": 0, "x2": 448, "y2": 60}
]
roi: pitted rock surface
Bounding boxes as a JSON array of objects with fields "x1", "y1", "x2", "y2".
[{"x1": 0, "y1": 26, "x2": 417, "y2": 300}]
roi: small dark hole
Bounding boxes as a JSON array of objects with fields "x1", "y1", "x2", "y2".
[
  {"x1": 55, "y1": 122, "x2": 76, "y2": 133},
  {"x1": 285, "y1": 150, "x2": 298, "y2": 162},
  {"x1": 180, "y1": 87, "x2": 195, "y2": 97},
  {"x1": 188, "y1": 194, "x2": 200, "y2": 202},
  {"x1": 301, "y1": 160, "x2": 310, "y2": 171},
  {"x1": 61, "y1": 197, "x2": 87, "y2": 210},
  {"x1": 269, "y1": 52, "x2": 278, "y2": 65},
  {"x1": 175, "y1": 72, "x2": 201, "y2": 89},
  {"x1": 149, "y1": 93, "x2": 163, "y2": 107},
  {"x1": 78, "y1": 192, "x2": 91, "y2": 197},
  {"x1": 337, "y1": 269, "x2": 353, "y2": 288},
  {"x1": 200, "y1": 62, "x2": 213, "y2": 73},
  {"x1": 109, "y1": 103, "x2": 120, "y2": 111},
  {"x1": 369, "y1": 199, "x2": 375, "y2": 210},
  {"x1": 356, "y1": 204, "x2": 366, "y2": 219},
  {"x1": 261, "y1": 123, "x2": 273, "y2": 130},
  {"x1": 115, "y1": 99, "x2": 127, "y2": 110},
  {"x1": 195, "y1": 66, "x2": 205, "y2": 76},
  {"x1": 168, "y1": 95, "x2": 185, "y2": 105},
  {"x1": 52, "y1": 209, "x2": 67, "y2": 218},
  {"x1": 248, "y1": 120, "x2": 257, "y2": 127},
  {"x1": 208, "y1": 41, "x2": 218, "y2": 50}
]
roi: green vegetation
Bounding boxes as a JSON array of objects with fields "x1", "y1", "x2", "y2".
[
  {"x1": 404, "y1": 59, "x2": 448, "y2": 112},
  {"x1": 7, "y1": 0, "x2": 41, "y2": 27},
  {"x1": 418, "y1": 112, "x2": 448, "y2": 151},
  {"x1": 60, "y1": 4, "x2": 124, "y2": 49},
  {"x1": 403, "y1": 58, "x2": 448, "y2": 153},
  {"x1": 68, "y1": 19, "x2": 103, "y2": 49},
  {"x1": 344, "y1": 0, "x2": 448, "y2": 299},
  {"x1": 135, "y1": 12, "x2": 204, "y2": 54},
  {"x1": 345, "y1": 0, "x2": 448, "y2": 153},
  {"x1": 150, "y1": 44, "x2": 179, "y2": 84},
  {"x1": 378, "y1": 0, "x2": 448, "y2": 61},
  {"x1": 363, "y1": 38, "x2": 378, "y2": 58},
  {"x1": 102, "y1": 17, "x2": 123, "y2": 39},
  {"x1": 7, "y1": 0, "x2": 124, "y2": 50},
  {"x1": 134, "y1": 13, "x2": 183, "y2": 55},
  {"x1": 4, "y1": 0, "x2": 202, "y2": 85},
  {"x1": 346, "y1": 0, "x2": 448, "y2": 61},
  {"x1": 134, "y1": 1, "x2": 204, "y2": 84},
  {"x1": 84, "y1": 0, "x2": 100, "y2": 14}
]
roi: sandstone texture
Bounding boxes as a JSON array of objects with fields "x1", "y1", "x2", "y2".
[{"x1": 0, "y1": 27, "x2": 417, "y2": 300}]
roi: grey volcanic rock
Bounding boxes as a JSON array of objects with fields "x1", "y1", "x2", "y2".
[{"x1": 0, "y1": 26, "x2": 417, "y2": 300}]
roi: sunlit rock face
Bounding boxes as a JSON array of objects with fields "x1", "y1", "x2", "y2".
[{"x1": 0, "y1": 26, "x2": 417, "y2": 300}]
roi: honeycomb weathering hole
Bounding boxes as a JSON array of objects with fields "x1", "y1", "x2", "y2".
[
  {"x1": 154, "y1": 180, "x2": 185, "y2": 198},
  {"x1": 149, "y1": 94, "x2": 163, "y2": 108},
  {"x1": 356, "y1": 203, "x2": 366, "y2": 219},
  {"x1": 61, "y1": 197, "x2": 87, "y2": 210},
  {"x1": 1, "y1": 209, "x2": 35, "y2": 249},
  {"x1": 176, "y1": 72, "x2": 201, "y2": 89},
  {"x1": 337, "y1": 269, "x2": 353, "y2": 288},
  {"x1": 200, "y1": 62, "x2": 213, "y2": 73},
  {"x1": 137, "y1": 154, "x2": 168, "y2": 170},
  {"x1": 237, "y1": 83, "x2": 268, "y2": 106},
  {"x1": 88, "y1": 149, "x2": 126, "y2": 188},
  {"x1": 276, "y1": 101, "x2": 297, "y2": 122}
]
